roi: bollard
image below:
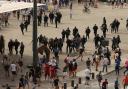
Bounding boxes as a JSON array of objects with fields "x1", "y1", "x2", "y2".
[
  {"x1": 78, "y1": 77, "x2": 81, "y2": 84},
  {"x1": 64, "y1": 82, "x2": 67, "y2": 89},
  {"x1": 71, "y1": 80, "x2": 74, "y2": 87},
  {"x1": 92, "y1": 72, "x2": 95, "y2": 79}
]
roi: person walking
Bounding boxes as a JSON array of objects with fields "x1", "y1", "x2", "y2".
[
  {"x1": 85, "y1": 68, "x2": 91, "y2": 85},
  {"x1": 24, "y1": 20, "x2": 29, "y2": 31},
  {"x1": 96, "y1": 71, "x2": 103, "y2": 88},
  {"x1": 102, "y1": 79, "x2": 108, "y2": 89},
  {"x1": 14, "y1": 39, "x2": 20, "y2": 55},
  {"x1": 10, "y1": 61, "x2": 17, "y2": 81},
  {"x1": 20, "y1": 22, "x2": 25, "y2": 35},
  {"x1": 124, "y1": 59, "x2": 128, "y2": 75},
  {"x1": 85, "y1": 26, "x2": 91, "y2": 40},
  {"x1": 19, "y1": 42, "x2": 25, "y2": 58},
  {"x1": 93, "y1": 24, "x2": 98, "y2": 37}
]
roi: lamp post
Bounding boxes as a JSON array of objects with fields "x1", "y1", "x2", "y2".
[{"x1": 33, "y1": 0, "x2": 38, "y2": 68}]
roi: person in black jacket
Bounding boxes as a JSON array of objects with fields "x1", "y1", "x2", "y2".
[
  {"x1": 44, "y1": 14, "x2": 48, "y2": 27},
  {"x1": 20, "y1": 22, "x2": 24, "y2": 35},
  {"x1": 49, "y1": 12, "x2": 54, "y2": 24},
  {"x1": 85, "y1": 26, "x2": 91, "y2": 40},
  {"x1": 14, "y1": 39, "x2": 20, "y2": 55},
  {"x1": 8, "y1": 39, "x2": 14, "y2": 55},
  {"x1": 20, "y1": 42, "x2": 25, "y2": 58},
  {"x1": 93, "y1": 24, "x2": 98, "y2": 37},
  {"x1": 24, "y1": 20, "x2": 29, "y2": 32}
]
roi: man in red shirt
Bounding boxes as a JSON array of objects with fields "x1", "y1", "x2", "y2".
[
  {"x1": 102, "y1": 79, "x2": 108, "y2": 89},
  {"x1": 123, "y1": 74, "x2": 128, "y2": 89}
]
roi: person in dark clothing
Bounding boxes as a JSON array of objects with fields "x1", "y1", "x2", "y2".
[
  {"x1": 18, "y1": 75, "x2": 25, "y2": 89},
  {"x1": 49, "y1": 12, "x2": 54, "y2": 24},
  {"x1": 56, "y1": 12, "x2": 62, "y2": 23},
  {"x1": 17, "y1": 11, "x2": 20, "y2": 20},
  {"x1": 73, "y1": 26, "x2": 78, "y2": 37},
  {"x1": 66, "y1": 39, "x2": 72, "y2": 53},
  {"x1": 94, "y1": 34, "x2": 100, "y2": 48},
  {"x1": 101, "y1": 23, "x2": 108, "y2": 38},
  {"x1": 14, "y1": 39, "x2": 20, "y2": 55},
  {"x1": 114, "y1": 78, "x2": 119, "y2": 89},
  {"x1": 53, "y1": 77, "x2": 60, "y2": 89},
  {"x1": 20, "y1": 42, "x2": 25, "y2": 58},
  {"x1": 8, "y1": 39, "x2": 14, "y2": 55},
  {"x1": 27, "y1": 14, "x2": 31, "y2": 25},
  {"x1": 103, "y1": 17, "x2": 106, "y2": 24},
  {"x1": 81, "y1": 35, "x2": 87, "y2": 48},
  {"x1": 0, "y1": 35, "x2": 5, "y2": 54},
  {"x1": 102, "y1": 79, "x2": 108, "y2": 89},
  {"x1": 24, "y1": 20, "x2": 29, "y2": 32},
  {"x1": 110, "y1": 21, "x2": 116, "y2": 33},
  {"x1": 44, "y1": 14, "x2": 48, "y2": 27},
  {"x1": 37, "y1": 15, "x2": 42, "y2": 26},
  {"x1": 85, "y1": 26, "x2": 91, "y2": 40},
  {"x1": 93, "y1": 24, "x2": 98, "y2": 37},
  {"x1": 55, "y1": 14, "x2": 58, "y2": 28},
  {"x1": 6, "y1": 84, "x2": 11, "y2": 89},
  {"x1": 61, "y1": 29, "x2": 66, "y2": 41},
  {"x1": 20, "y1": 22, "x2": 24, "y2": 35},
  {"x1": 112, "y1": 37, "x2": 117, "y2": 50},
  {"x1": 65, "y1": 27, "x2": 71, "y2": 39},
  {"x1": 115, "y1": 19, "x2": 120, "y2": 33},
  {"x1": 86, "y1": 58, "x2": 91, "y2": 69},
  {"x1": 116, "y1": 35, "x2": 121, "y2": 47}
]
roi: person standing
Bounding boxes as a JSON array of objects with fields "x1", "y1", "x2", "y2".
[
  {"x1": 93, "y1": 24, "x2": 98, "y2": 37},
  {"x1": 20, "y1": 22, "x2": 25, "y2": 35},
  {"x1": 86, "y1": 58, "x2": 91, "y2": 70},
  {"x1": 102, "y1": 56, "x2": 109, "y2": 73},
  {"x1": 44, "y1": 14, "x2": 48, "y2": 27},
  {"x1": 85, "y1": 26, "x2": 91, "y2": 40},
  {"x1": 49, "y1": 12, "x2": 54, "y2": 24},
  {"x1": 115, "y1": 56, "x2": 121, "y2": 75}
]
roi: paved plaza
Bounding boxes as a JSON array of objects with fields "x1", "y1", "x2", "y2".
[{"x1": 0, "y1": 2, "x2": 128, "y2": 89}]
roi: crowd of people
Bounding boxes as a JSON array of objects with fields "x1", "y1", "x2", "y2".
[{"x1": 0, "y1": 0, "x2": 128, "y2": 89}]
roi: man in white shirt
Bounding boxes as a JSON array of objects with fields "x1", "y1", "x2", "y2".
[
  {"x1": 10, "y1": 62, "x2": 17, "y2": 81},
  {"x1": 85, "y1": 68, "x2": 91, "y2": 85}
]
